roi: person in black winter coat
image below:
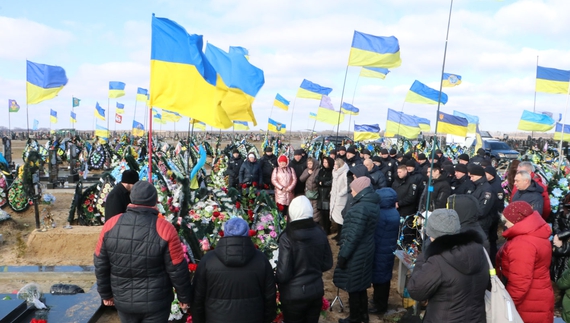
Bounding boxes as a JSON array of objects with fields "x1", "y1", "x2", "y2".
[
  {"x1": 407, "y1": 209, "x2": 489, "y2": 323},
  {"x1": 379, "y1": 149, "x2": 397, "y2": 187},
  {"x1": 316, "y1": 157, "x2": 334, "y2": 234},
  {"x1": 345, "y1": 146, "x2": 363, "y2": 168},
  {"x1": 469, "y1": 148, "x2": 489, "y2": 166},
  {"x1": 392, "y1": 165, "x2": 419, "y2": 217},
  {"x1": 468, "y1": 165, "x2": 495, "y2": 235},
  {"x1": 552, "y1": 194, "x2": 570, "y2": 281},
  {"x1": 334, "y1": 177, "x2": 380, "y2": 323},
  {"x1": 239, "y1": 153, "x2": 263, "y2": 187},
  {"x1": 289, "y1": 149, "x2": 307, "y2": 196},
  {"x1": 104, "y1": 169, "x2": 139, "y2": 222},
  {"x1": 192, "y1": 217, "x2": 277, "y2": 323},
  {"x1": 485, "y1": 166, "x2": 505, "y2": 263},
  {"x1": 226, "y1": 149, "x2": 243, "y2": 189},
  {"x1": 418, "y1": 165, "x2": 451, "y2": 213},
  {"x1": 276, "y1": 196, "x2": 333, "y2": 323},
  {"x1": 446, "y1": 194, "x2": 489, "y2": 252},
  {"x1": 259, "y1": 147, "x2": 278, "y2": 189},
  {"x1": 370, "y1": 188, "x2": 400, "y2": 314},
  {"x1": 452, "y1": 164, "x2": 475, "y2": 195},
  {"x1": 364, "y1": 159, "x2": 386, "y2": 190},
  {"x1": 512, "y1": 170, "x2": 544, "y2": 216},
  {"x1": 95, "y1": 181, "x2": 192, "y2": 322}
]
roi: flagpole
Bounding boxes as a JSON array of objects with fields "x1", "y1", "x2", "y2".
[
  {"x1": 557, "y1": 82, "x2": 570, "y2": 173},
  {"x1": 532, "y1": 55, "x2": 539, "y2": 138},
  {"x1": 288, "y1": 97, "x2": 297, "y2": 140},
  {"x1": 148, "y1": 103, "x2": 153, "y2": 184},
  {"x1": 107, "y1": 98, "x2": 110, "y2": 136},
  {"x1": 133, "y1": 99, "x2": 138, "y2": 131},
  {"x1": 335, "y1": 65, "x2": 350, "y2": 139},
  {"x1": 348, "y1": 74, "x2": 361, "y2": 134},
  {"x1": 425, "y1": 0, "x2": 454, "y2": 215},
  {"x1": 8, "y1": 107, "x2": 11, "y2": 139}
]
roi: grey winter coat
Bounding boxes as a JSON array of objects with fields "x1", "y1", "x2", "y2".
[{"x1": 300, "y1": 163, "x2": 321, "y2": 223}]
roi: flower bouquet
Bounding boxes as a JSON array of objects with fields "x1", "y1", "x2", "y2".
[{"x1": 0, "y1": 173, "x2": 7, "y2": 208}]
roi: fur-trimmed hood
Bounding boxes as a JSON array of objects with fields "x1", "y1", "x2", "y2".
[{"x1": 424, "y1": 230, "x2": 486, "y2": 275}]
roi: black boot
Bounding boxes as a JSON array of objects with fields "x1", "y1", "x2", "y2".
[
  {"x1": 338, "y1": 292, "x2": 361, "y2": 323},
  {"x1": 369, "y1": 282, "x2": 389, "y2": 314},
  {"x1": 360, "y1": 290, "x2": 369, "y2": 323}
]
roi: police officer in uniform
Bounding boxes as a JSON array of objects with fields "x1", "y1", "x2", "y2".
[
  {"x1": 379, "y1": 149, "x2": 397, "y2": 187},
  {"x1": 468, "y1": 165, "x2": 496, "y2": 238}
]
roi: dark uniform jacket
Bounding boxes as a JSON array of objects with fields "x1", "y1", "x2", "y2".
[
  {"x1": 369, "y1": 165, "x2": 387, "y2": 190},
  {"x1": 452, "y1": 175, "x2": 475, "y2": 195},
  {"x1": 289, "y1": 158, "x2": 307, "y2": 196},
  {"x1": 104, "y1": 183, "x2": 131, "y2": 221},
  {"x1": 226, "y1": 155, "x2": 244, "y2": 188},
  {"x1": 419, "y1": 177, "x2": 451, "y2": 212},
  {"x1": 379, "y1": 157, "x2": 398, "y2": 187},
  {"x1": 392, "y1": 174, "x2": 419, "y2": 217},
  {"x1": 471, "y1": 177, "x2": 496, "y2": 233},
  {"x1": 259, "y1": 154, "x2": 278, "y2": 188}
]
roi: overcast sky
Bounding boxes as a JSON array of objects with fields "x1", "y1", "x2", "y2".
[{"x1": 1, "y1": 0, "x2": 570, "y2": 134}]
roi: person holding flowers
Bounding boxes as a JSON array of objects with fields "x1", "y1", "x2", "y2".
[
  {"x1": 276, "y1": 196, "x2": 333, "y2": 323},
  {"x1": 272, "y1": 155, "x2": 297, "y2": 216}
]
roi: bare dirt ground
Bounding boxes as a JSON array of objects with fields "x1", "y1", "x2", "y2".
[{"x1": 0, "y1": 138, "x2": 406, "y2": 322}]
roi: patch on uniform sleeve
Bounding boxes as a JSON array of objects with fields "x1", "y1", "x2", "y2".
[
  {"x1": 484, "y1": 192, "x2": 492, "y2": 199},
  {"x1": 497, "y1": 193, "x2": 504, "y2": 200}
]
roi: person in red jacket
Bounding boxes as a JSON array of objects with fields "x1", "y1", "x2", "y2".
[
  {"x1": 510, "y1": 161, "x2": 551, "y2": 219},
  {"x1": 496, "y1": 201, "x2": 554, "y2": 323}
]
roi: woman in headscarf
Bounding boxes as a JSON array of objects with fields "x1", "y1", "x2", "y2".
[
  {"x1": 271, "y1": 155, "x2": 297, "y2": 216},
  {"x1": 330, "y1": 158, "x2": 349, "y2": 240},
  {"x1": 299, "y1": 157, "x2": 321, "y2": 224},
  {"x1": 496, "y1": 201, "x2": 554, "y2": 323},
  {"x1": 316, "y1": 157, "x2": 334, "y2": 234}
]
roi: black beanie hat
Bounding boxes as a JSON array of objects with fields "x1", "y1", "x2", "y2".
[
  {"x1": 380, "y1": 148, "x2": 389, "y2": 155},
  {"x1": 130, "y1": 181, "x2": 158, "y2": 206},
  {"x1": 264, "y1": 146, "x2": 273, "y2": 153},
  {"x1": 389, "y1": 148, "x2": 397, "y2": 155},
  {"x1": 294, "y1": 149, "x2": 303, "y2": 156},
  {"x1": 361, "y1": 148, "x2": 371, "y2": 155},
  {"x1": 347, "y1": 146, "x2": 357, "y2": 154},
  {"x1": 338, "y1": 146, "x2": 346, "y2": 152},
  {"x1": 121, "y1": 170, "x2": 139, "y2": 184},
  {"x1": 455, "y1": 164, "x2": 468, "y2": 173},
  {"x1": 232, "y1": 149, "x2": 240, "y2": 154},
  {"x1": 469, "y1": 165, "x2": 486, "y2": 177},
  {"x1": 458, "y1": 153, "x2": 469, "y2": 162},
  {"x1": 405, "y1": 159, "x2": 416, "y2": 167},
  {"x1": 372, "y1": 156, "x2": 382, "y2": 163},
  {"x1": 417, "y1": 153, "x2": 427, "y2": 161}
]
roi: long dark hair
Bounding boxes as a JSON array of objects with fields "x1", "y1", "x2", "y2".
[{"x1": 507, "y1": 159, "x2": 520, "y2": 191}]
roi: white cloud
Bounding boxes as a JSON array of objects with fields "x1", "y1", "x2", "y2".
[{"x1": 0, "y1": 16, "x2": 73, "y2": 60}]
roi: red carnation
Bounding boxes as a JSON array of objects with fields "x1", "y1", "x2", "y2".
[
  {"x1": 277, "y1": 204, "x2": 284, "y2": 212},
  {"x1": 188, "y1": 263, "x2": 198, "y2": 272},
  {"x1": 236, "y1": 201, "x2": 241, "y2": 209},
  {"x1": 88, "y1": 206, "x2": 94, "y2": 213},
  {"x1": 252, "y1": 181, "x2": 258, "y2": 187},
  {"x1": 213, "y1": 211, "x2": 221, "y2": 218},
  {"x1": 219, "y1": 230, "x2": 224, "y2": 237},
  {"x1": 242, "y1": 184, "x2": 248, "y2": 189},
  {"x1": 249, "y1": 230, "x2": 257, "y2": 237}
]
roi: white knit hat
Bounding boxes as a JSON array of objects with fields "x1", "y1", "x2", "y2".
[{"x1": 288, "y1": 196, "x2": 313, "y2": 222}]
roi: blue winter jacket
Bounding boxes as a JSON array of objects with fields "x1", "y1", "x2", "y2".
[{"x1": 372, "y1": 188, "x2": 401, "y2": 284}]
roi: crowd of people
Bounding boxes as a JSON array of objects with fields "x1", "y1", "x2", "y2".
[{"x1": 94, "y1": 142, "x2": 570, "y2": 323}]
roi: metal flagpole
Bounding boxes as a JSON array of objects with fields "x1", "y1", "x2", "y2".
[
  {"x1": 25, "y1": 60, "x2": 30, "y2": 138},
  {"x1": 532, "y1": 56, "x2": 539, "y2": 138},
  {"x1": 133, "y1": 100, "x2": 138, "y2": 130},
  {"x1": 288, "y1": 97, "x2": 297, "y2": 140},
  {"x1": 557, "y1": 81, "x2": 570, "y2": 173},
  {"x1": 347, "y1": 74, "x2": 361, "y2": 134},
  {"x1": 107, "y1": 98, "x2": 110, "y2": 134},
  {"x1": 335, "y1": 65, "x2": 350, "y2": 139},
  {"x1": 148, "y1": 103, "x2": 153, "y2": 184},
  {"x1": 425, "y1": 0, "x2": 454, "y2": 215}
]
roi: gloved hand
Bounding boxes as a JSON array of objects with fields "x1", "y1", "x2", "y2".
[{"x1": 337, "y1": 256, "x2": 348, "y2": 270}]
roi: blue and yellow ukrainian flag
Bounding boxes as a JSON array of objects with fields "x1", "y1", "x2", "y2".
[
  {"x1": 95, "y1": 124, "x2": 109, "y2": 142},
  {"x1": 109, "y1": 81, "x2": 126, "y2": 98},
  {"x1": 348, "y1": 31, "x2": 402, "y2": 68},
  {"x1": 150, "y1": 15, "x2": 233, "y2": 129},
  {"x1": 70, "y1": 111, "x2": 77, "y2": 124},
  {"x1": 50, "y1": 109, "x2": 57, "y2": 123},
  {"x1": 360, "y1": 67, "x2": 389, "y2": 79},
  {"x1": 268, "y1": 118, "x2": 286, "y2": 134},
  {"x1": 132, "y1": 120, "x2": 145, "y2": 137},
  {"x1": 95, "y1": 102, "x2": 105, "y2": 121},
  {"x1": 229, "y1": 46, "x2": 249, "y2": 60},
  {"x1": 190, "y1": 118, "x2": 207, "y2": 130},
  {"x1": 152, "y1": 108, "x2": 167, "y2": 124},
  {"x1": 136, "y1": 88, "x2": 148, "y2": 102},
  {"x1": 536, "y1": 66, "x2": 570, "y2": 94},
  {"x1": 204, "y1": 43, "x2": 264, "y2": 125},
  {"x1": 436, "y1": 112, "x2": 468, "y2": 137},
  {"x1": 442, "y1": 73, "x2": 462, "y2": 87},
  {"x1": 297, "y1": 79, "x2": 332, "y2": 99},
  {"x1": 33, "y1": 119, "x2": 39, "y2": 131},
  {"x1": 162, "y1": 109, "x2": 182, "y2": 122},
  {"x1": 412, "y1": 115, "x2": 431, "y2": 132},
  {"x1": 317, "y1": 95, "x2": 344, "y2": 125},
  {"x1": 341, "y1": 102, "x2": 359, "y2": 115},
  {"x1": 354, "y1": 124, "x2": 380, "y2": 142},
  {"x1": 385, "y1": 109, "x2": 421, "y2": 139},
  {"x1": 72, "y1": 97, "x2": 80, "y2": 107},
  {"x1": 26, "y1": 60, "x2": 68, "y2": 105},
  {"x1": 273, "y1": 94, "x2": 290, "y2": 111},
  {"x1": 517, "y1": 110, "x2": 555, "y2": 131},
  {"x1": 453, "y1": 110, "x2": 479, "y2": 133},
  {"x1": 554, "y1": 123, "x2": 570, "y2": 142},
  {"x1": 474, "y1": 124, "x2": 483, "y2": 153},
  {"x1": 116, "y1": 102, "x2": 125, "y2": 115},
  {"x1": 309, "y1": 112, "x2": 317, "y2": 120},
  {"x1": 405, "y1": 80, "x2": 448, "y2": 105},
  {"x1": 233, "y1": 121, "x2": 249, "y2": 130}
]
